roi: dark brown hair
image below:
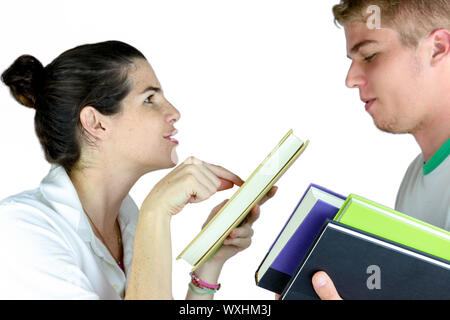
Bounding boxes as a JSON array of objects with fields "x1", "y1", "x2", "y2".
[{"x1": 1, "y1": 40, "x2": 146, "y2": 172}]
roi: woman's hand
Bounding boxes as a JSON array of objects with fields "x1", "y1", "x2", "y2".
[
  {"x1": 202, "y1": 185, "x2": 279, "y2": 264},
  {"x1": 142, "y1": 156, "x2": 244, "y2": 216}
]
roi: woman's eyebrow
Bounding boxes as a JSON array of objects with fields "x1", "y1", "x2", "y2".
[{"x1": 140, "y1": 86, "x2": 162, "y2": 95}]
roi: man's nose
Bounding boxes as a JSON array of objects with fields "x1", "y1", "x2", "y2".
[{"x1": 345, "y1": 61, "x2": 367, "y2": 89}]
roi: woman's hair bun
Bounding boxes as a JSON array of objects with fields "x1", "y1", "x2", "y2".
[{"x1": 1, "y1": 55, "x2": 44, "y2": 109}]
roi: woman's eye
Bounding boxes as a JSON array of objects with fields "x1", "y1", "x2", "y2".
[
  {"x1": 364, "y1": 53, "x2": 377, "y2": 62},
  {"x1": 144, "y1": 95, "x2": 154, "y2": 104}
]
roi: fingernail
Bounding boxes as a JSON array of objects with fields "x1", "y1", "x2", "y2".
[{"x1": 315, "y1": 274, "x2": 328, "y2": 287}]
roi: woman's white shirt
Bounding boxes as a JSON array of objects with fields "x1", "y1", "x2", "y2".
[{"x1": 0, "y1": 165, "x2": 139, "y2": 299}]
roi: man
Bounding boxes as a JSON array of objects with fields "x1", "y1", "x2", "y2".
[{"x1": 311, "y1": 0, "x2": 450, "y2": 300}]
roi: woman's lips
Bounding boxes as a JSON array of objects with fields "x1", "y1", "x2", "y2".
[
  {"x1": 164, "y1": 129, "x2": 179, "y2": 145},
  {"x1": 164, "y1": 136, "x2": 179, "y2": 145}
]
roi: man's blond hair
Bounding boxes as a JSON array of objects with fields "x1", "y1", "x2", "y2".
[{"x1": 332, "y1": 0, "x2": 450, "y2": 47}]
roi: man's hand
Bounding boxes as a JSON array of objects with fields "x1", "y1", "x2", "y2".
[
  {"x1": 274, "y1": 271, "x2": 342, "y2": 300},
  {"x1": 312, "y1": 271, "x2": 342, "y2": 300}
]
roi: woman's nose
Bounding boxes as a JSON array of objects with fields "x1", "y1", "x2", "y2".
[{"x1": 166, "y1": 102, "x2": 181, "y2": 124}]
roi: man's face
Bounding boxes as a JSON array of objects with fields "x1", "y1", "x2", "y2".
[{"x1": 344, "y1": 21, "x2": 433, "y2": 134}]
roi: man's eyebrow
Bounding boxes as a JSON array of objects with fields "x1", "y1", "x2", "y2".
[
  {"x1": 140, "y1": 86, "x2": 162, "y2": 95},
  {"x1": 347, "y1": 40, "x2": 378, "y2": 59}
]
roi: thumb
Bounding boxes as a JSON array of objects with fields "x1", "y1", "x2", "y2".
[
  {"x1": 212, "y1": 199, "x2": 229, "y2": 215},
  {"x1": 312, "y1": 271, "x2": 343, "y2": 300}
]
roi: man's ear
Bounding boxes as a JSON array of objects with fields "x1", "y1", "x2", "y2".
[
  {"x1": 79, "y1": 106, "x2": 108, "y2": 141},
  {"x1": 430, "y1": 29, "x2": 450, "y2": 65}
]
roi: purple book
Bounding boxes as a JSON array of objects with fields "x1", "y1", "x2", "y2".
[{"x1": 255, "y1": 183, "x2": 346, "y2": 294}]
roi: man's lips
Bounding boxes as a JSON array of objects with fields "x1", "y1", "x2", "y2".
[{"x1": 363, "y1": 98, "x2": 377, "y2": 111}]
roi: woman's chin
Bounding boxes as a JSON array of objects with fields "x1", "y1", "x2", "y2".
[
  {"x1": 170, "y1": 148, "x2": 179, "y2": 165},
  {"x1": 139, "y1": 155, "x2": 179, "y2": 174},
  {"x1": 153, "y1": 151, "x2": 179, "y2": 171}
]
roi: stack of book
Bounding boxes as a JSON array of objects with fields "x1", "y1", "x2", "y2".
[{"x1": 255, "y1": 184, "x2": 450, "y2": 300}]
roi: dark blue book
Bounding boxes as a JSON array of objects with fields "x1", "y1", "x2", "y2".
[
  {"x1": 255, "y1": 184, "x2": 346, "y2": 294},
  {"x1": 280, "y1": 220, "x2": 450, "y2": 300}
]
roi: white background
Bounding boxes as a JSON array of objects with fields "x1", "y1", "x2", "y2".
[{"x1": 0, "y1": 0, "x2": 419, "y2": 299}]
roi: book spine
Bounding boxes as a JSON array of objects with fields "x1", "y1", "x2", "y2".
[{"x1": 334, "y1": 195, "x2": 450, "y2": 261}]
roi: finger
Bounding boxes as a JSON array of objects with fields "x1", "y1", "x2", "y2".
[
  {"x1": 229, "y1": 225, "x2": 254, "y2": 239},
  {"x1": 245, "y1": 205, "x2": 261, "y2": 225},
  {"x1": 208, "y1": 199, "x2": 228, "y2": 218},
  {"x1": 183, "y1": 158, "x2": 242, "y2": 191},
  {"x1": 185, "y1": 175, "x2": 216, "y2": 203},
  {"x1": 312, "y1": 271, "x2": 343, "y2": 300},
  {"x1": 196, "y1": 162, "x2": 223, "y2": 189},
  {"x1": 184, "y1": 164, "x2": 219, "y2": 195},
  {"x1": 202, "y1": 199, "x2": 229, "y2": 229},
  {"x1": 258, "y1": 186, "x2": 278, "y2": 206},
  {"x1": 178, "y1": 157, "x2": 221, "y2": 191},
  {"x1": 218, "y1": 179, "x2": 235, "y2": 191},
  {"x1": 203, "y1": 162, "x2": 244, "y2": 187},
  {"x1": 223, "y1": 235, "x2": 251, "y2": 249},
  {"x1": 172, "y1": 156, "x2": 198, "y2": 174},
  {"x1": 238, "y1": 205, "x2": 260, "y2": 227},
  {"x1": 212, "y1": 199, "x2": 229, "y2": 214}
]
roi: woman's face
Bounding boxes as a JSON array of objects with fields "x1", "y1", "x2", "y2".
[{"x1": 108, "y1": 58, "x2": 181, "y2": 173}]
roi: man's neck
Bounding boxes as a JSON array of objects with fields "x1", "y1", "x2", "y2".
[{"x1": 413, "y1": 110, "x2": 450, "y2": 163}]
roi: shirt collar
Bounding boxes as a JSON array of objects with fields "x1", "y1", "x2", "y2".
[
  {"x1": 423, "y1": 139, "x2": 450, "y2": 175},
  {"x1": 39, "y1": 164, "x2": 136, "y2": 245},
  {"x1": 40, "y1": 164, "x2": 87, "y2": 236}
]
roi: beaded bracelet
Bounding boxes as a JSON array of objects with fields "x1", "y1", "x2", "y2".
[
  {"x1": 188, "y1": 282, "x2": 217, "y2": 296},
  {"x1": 190, "y1": 272, "x2": 221, "y2": 290},
  {"x1": 189, "y1": 271, "x2": 221, "y2": 295}
]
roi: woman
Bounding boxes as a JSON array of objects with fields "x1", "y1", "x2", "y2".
[{"x1": 0, "y1": 40, "x2": 277, "y2": 299}]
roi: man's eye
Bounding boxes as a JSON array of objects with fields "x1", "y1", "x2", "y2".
[
  {"x1": 364, "y1": 53, "x2": 377, "y2": 62},
  {"x1": 144, "y1": 95, "x2": 154, "y2": 104}
]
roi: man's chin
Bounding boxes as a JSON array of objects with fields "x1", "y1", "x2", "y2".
[
  {"x1": 373, "y1": 118, "x2": 400, "y2": 134},
  {"x1": 374, "y1": 120, "x2": 410, "y2": 135}
]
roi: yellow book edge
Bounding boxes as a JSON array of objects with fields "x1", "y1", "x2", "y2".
[
  {"x1": 176, "y1": 129, "x2": 296, "y2": 262},
  {"x1": 190, "y1": 140, "x2": 309, "y2": 271},
  {"x1": 192, "y1": 141, "x2": 309, "y2": 271},
  {"x1": 176, "y1": 133, "x2": 309, "y2": 271}
]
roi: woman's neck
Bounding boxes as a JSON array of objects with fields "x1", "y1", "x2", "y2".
[{"x1": 69, "y1": 161, "x2": 141, "y2": 236}]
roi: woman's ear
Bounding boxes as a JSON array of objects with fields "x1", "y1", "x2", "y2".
[{"x1": 79, "y1": 106, "x2": 108, "y2": 141}]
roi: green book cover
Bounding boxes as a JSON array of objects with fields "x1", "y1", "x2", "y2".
[{"x1": 334, "y1": 194, "x2": 450, "y2": 262}]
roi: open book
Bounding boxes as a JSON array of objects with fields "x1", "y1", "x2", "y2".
[{"x1": 177, "y1": 129, "x2": 309, "y2": 270}]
